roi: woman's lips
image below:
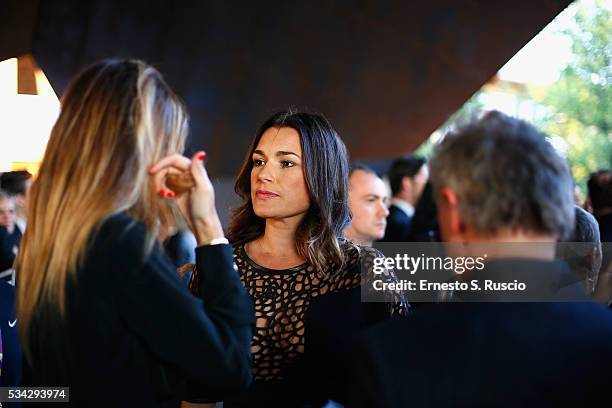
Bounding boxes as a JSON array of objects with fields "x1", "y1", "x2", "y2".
[{"x1": 255, "y1": 189, "x2": 279, "y2": 199}]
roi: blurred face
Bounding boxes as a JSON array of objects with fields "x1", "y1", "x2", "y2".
[
  {"x1": 345, "y1": 170, "x2": 390, "y2": 244},
  {"x1": 0, "y1": 197, "x2": 16, "y2": 231},
  {"x1": 250, "y1": 126, "x2": 311, "y2": 221}
]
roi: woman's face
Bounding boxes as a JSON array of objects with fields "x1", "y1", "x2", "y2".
[{"x1": 250, "y1": 126, "x2": 311, "y2": 221}]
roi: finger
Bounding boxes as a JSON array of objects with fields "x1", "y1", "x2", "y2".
[
  {"x1": 149, "y1": 154, "x2": 191, "y2": 174},
  {"x1": 190, "y1": 151, "x2": 210, "y2": 188},
  {"x1": 152, "y1": 171, "x2": 176, "y2": 198}
]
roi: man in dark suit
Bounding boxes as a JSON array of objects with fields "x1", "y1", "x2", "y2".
[
  {"x1": 380, "y1": 155, "x2": 428, "y2": 242},
  {"x1": 348, "y1": 111, "x2": 612, "y2": 407},
  {"x1": 588, "y1": 170, "x2": 612, "y2": 303}
]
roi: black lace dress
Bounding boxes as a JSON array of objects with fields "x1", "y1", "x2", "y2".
[{"x1": 188, "y1": 242, "x2": 408, "y2": 407}]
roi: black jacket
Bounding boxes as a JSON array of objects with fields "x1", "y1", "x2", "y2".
[
  {"x1": 23, "y1": 213, "x2": 254, "y2": 407},
  {"x1": 380, "y1": 205, "x2": 412, "y2": 242},
  {"x1": 0, "y1": 280, "x2": 21, "y2": 388},
  {"x1": 348, "y1": 259, "x2": 612, "y2": 408}
]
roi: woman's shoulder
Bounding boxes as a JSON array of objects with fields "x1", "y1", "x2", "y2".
[
  {"x1": 99, "y1": 212, "x2": 143, "y2": 233},
  {"x1": 340, "y1": 242, "x2": 384, "y2": 266},
  {"x1": 334, "y1": 242, "x2": 386, "y2": 279},
  {"x1": 86, "y1": 212, "x2": 149, "y2": 266},
  {"x1": 232, "y1": 244, "x2": 246, "y2": 266},
  {"x1": 94, "y1": 212, "x2": 147, "y2": 244}
]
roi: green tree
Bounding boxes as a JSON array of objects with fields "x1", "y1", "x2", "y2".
[{"x1": 539, "y1": 0, "x2": 611, "y2": 187}]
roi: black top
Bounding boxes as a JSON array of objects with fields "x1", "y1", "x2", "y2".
[
  {"x1": 23, "y1": 212, "x2": 254, "y2": 407},
  {"x1": 348, "y1": 259, "x2": 612, "y2": 408},
  {"x1": 195, "y1": 243, "x2": 408, "y2": 407}
]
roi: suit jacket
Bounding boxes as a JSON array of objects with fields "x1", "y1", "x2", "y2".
[
  {"x1": 23, "y1": 213, "x2": 254, "y2": 407},
  {"x1": 302, "y1": 288, "x2": 393, "y2": 406},
  {"x1": 348, "y1": 259, "x2": 612, "y2": 408},
  {"x1": 380, "y1": 205, "x2": 412, "y2": 242}
]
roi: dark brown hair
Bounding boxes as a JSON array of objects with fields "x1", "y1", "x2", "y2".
[{"x1": 228, "y1": 109, "x2": 350, "y2": 272}]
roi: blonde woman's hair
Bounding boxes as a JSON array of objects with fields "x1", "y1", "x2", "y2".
[{"x1": 16, "y1": 59, "x2": 188, "y2": 355}]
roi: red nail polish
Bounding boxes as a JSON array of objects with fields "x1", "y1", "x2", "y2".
[
  {"x1": 166, "y1": 191, "x2": 175, "y2": 198},
  {"x1": 158, "y1": 188, "x2": 165, "y2": 196},
  {"x1": 197, "y1": 152, "x2": 206, "y2": 161}
]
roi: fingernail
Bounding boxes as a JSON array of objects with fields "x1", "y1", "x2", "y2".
[
  {"x1": 197, "y1": 152, "x2": 206, "y2": 161},
  {"x1": 158, "y1": 188, "x2": 165, "y2": 196},
  {"x1": 149, "y1": 166, "x2": 156, "y2": 174},
  {"x1": 166, "y1": 191, "x2": 175, "y2": 198}
]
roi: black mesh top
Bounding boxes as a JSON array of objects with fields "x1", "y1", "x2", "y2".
[
  {"x1": 186, "y1": 242, "x2": 407, "y2": 406},
  {"x1": 233, "y1": 243, "x2": 407, "y2": 383}
]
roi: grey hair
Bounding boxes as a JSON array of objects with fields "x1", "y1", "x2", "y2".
[
  {"x1": 430, "y1": 110, "x2": 575, "y2": 239},
  {"x1": 572, "y1": 206, "x2": 601, "y2": 245}
]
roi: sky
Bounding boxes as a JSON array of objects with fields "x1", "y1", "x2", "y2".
[{"x1": 498, "y1": 0, "x2": 610, "y2": 85}]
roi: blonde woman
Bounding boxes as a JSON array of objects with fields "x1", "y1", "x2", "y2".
[{"x1": 15, "y1": 59, "x2": 253, "y2": 406}]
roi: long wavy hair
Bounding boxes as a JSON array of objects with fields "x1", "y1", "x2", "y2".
[
  {"x1": 228, "y1": 110, "x2": 351, "y2": 272},
  {"x1": 16, "y1": 59, "x2": 188, "y2": 353}
]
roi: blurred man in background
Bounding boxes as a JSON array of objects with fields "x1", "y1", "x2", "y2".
[
  {"x1": 381, "y1": 155, "x2": 428, "y2": 241},
  {"x1": 0, "y1": 170, "x2": 33, "y2": 232},
  {"x1": 343, "y1": 164, "x2": 389, "y2": 246},
  {"x1": 348, "y1": 111, "x2": 612, "y2": 408}
]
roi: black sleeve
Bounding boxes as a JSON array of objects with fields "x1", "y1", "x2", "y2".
[{"x1": 113, "y1": 221, "x2": 254, "y2": 392}]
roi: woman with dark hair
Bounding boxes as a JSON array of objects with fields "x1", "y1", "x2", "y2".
[{"x1": 184, "y1": 110, "x2": 407, "y2": 407}]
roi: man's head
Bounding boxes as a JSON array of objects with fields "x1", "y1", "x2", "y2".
[
  {"x1": 388, "y1": 155, "x2": 428, "y2": 205},
  {"x1": 0, "y1": 170, "x2": 33, "y2": 218},
  {"x1": 430, "y1": 111, "x2": 574, "y2": 245},
  {"x1": 0, "y1": 191, "x2": 17, "y2": 234},
  {"x1": 343, "y1": 164, "x2": 390, "y2": 245},
  {"x1": 587, "y1": 170, "x2": 612, "y2": 215}
]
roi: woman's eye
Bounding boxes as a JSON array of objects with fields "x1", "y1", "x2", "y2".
[
  {"x1": 281, "y1": 160, "x2": 295, "y2": 168},
  {"x1": 253, "y1": 158, "x2": 265, "y2": 167}
]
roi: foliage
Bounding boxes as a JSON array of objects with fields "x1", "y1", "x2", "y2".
[{"x1": 539, "y1": 0, "x2": 611, "y2": 188}]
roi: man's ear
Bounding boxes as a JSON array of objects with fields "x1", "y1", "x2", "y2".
[{"x1": 440, "y1": 187, "x2": 466, "y2": 241}]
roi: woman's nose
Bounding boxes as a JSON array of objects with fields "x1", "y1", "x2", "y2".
[{"x1": 257, "y1": 163, "x2": 274, "y2": 182}]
